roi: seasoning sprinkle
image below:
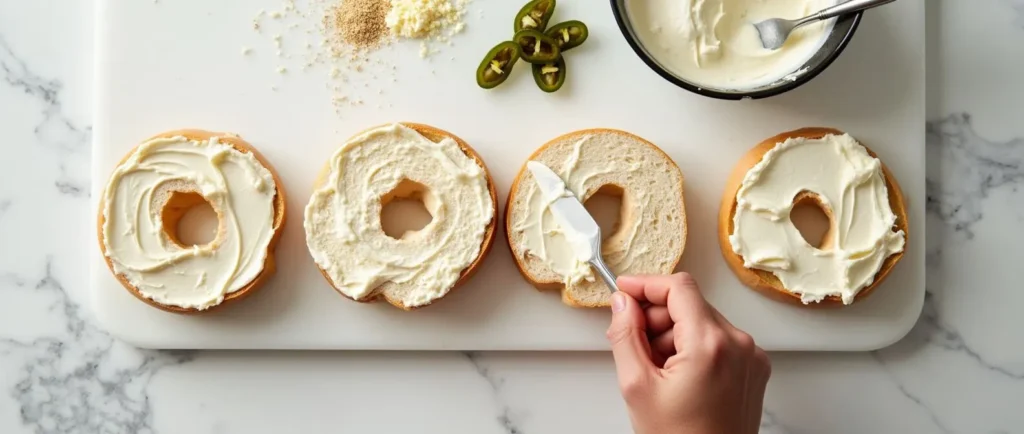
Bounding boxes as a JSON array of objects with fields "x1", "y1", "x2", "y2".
[{"x1": 325, "y1": 0, "x2": 392, "y2": 50}]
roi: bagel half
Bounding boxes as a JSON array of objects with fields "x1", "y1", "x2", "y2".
[
  {"x1": 97, "y1": 129, "x2": 287, "y2": 314},
  {"x1": 306, "y1": 123, "x2": 498, "y2": 311},
  {"x1": 506, "y1": 129, "x2": 687, "y2": 308},
  {"x1": 718, "y1": 127, "x2": 909, "y2": 306}
]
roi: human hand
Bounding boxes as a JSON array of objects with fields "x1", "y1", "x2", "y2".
[{"x1": 606, "y1": 273, "x2": 771, "y2": 434}]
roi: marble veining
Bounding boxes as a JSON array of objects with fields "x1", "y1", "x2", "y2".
[
  {"x1": 858, "y1": 113, "x2": 1024, "y2": 433},
  {"x1": 1, "y1": 259, "x2": 193, "y2": 434},
  {"x1": 0, "y1": 35, "x2": 90, "y2": 156},
  {"x1": 759, "y1": 409, "x2": 795, "y2": 434},
  {"x1": 54, "y1": 165, "x2": 87, "y2": 198},
  {"x1": 925, "y1": 113, "x2": 1024, "y2": 237},
  {"x1": 911, "y1": 113, "x2": 1024, "y2": 379},
  {"x1": 0, "y1": 34, "x2": 91, "y2": 200},
  {"x1": 1009, "y1": 0, "x2": 1024, "y2": 27},
  {"x1": 873, "y1": 349, "x2": 956, "y2": 434},
  {"x1": 466, "y1": 352, "x2": 526, "y2": 434}
]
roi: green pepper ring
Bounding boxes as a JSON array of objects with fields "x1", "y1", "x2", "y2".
[
  {"x1": 514, "y1": 29, "x2": 562, "y2": 64},
  {"x1": 546, "y1": 20, "x2": 589, "y2": 52},
  {"x1": 532, "y1": 56, "x2": 566, "y2": 93},
  {"x1": 513, "y1": 0, "x2": 557, "y2": 33},
  {"x1": 476, "y1": 41, "x2": 522, "y2": 89}
]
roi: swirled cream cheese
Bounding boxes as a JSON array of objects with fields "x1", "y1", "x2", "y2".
[
  {"x1": 525, "y1": 160, "x2": 596, "y2": 283},
  {"x1": 627, "y1": 0, "x2": 834, "y2": 90},
  {"x1": 101, "y1": 136, "x2": 278, "y2": 310},
  {"x1": 512, "y1": 135, "x2": 656, "y2": 285},
  {"x1": 303, "y1": 124, "x2": 493, "y2": 308},
  {"x1": 729, "y1": 134, "x2": 905, "y2": 304}
]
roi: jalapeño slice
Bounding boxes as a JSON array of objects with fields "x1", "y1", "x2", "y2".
[
  {"x1": 514, "y1": 0, "x2": 557, "y2": 32},
  {"x1": 532, "y1": 56, "x2": 566, "y2": 93},
  {"x1": 546, "y1": 20, "x2": 589, "y2": 52},
  {"x1": 514, "y1": 29, "x2": 561, "y2": 64},
  {"x1": 476, "y1": 41, "x2": 521, "y2": 89}
]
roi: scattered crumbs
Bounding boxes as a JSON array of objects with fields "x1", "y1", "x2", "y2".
[{"x1": 248, "y1": 0, "x2": 473, "y2": 116}]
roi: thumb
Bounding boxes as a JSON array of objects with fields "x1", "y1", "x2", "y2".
[{"x1": 607, "y1": 292, "x2": 655, "y2": 387}]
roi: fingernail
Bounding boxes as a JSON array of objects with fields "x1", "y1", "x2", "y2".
[
  {"x1": 611, "y1": 293, "x2": 626, "y2": 313},
  {"x1": 616, "y1": 275, "x2": 640, "y2": 286}
]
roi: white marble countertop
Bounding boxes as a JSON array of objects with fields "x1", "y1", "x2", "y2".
[{"x1": 1, "y1": 0, "x2": 1022, "y2": 433}]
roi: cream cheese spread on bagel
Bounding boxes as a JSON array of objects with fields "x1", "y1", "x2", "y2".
[
  {"x1": 729, "y1": 133, "x2": 905, "y2": 304},
  {"x1": 507, "y1": 129, "x2": 686, "y2": 308},
  {"x1": 101, "y1": 135, "x2": 279, "y2": 310},
  {"x1": 304, "y1": 123, "x2": 494, "y2": 308}
]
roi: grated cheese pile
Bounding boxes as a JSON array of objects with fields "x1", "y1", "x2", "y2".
[{"x1": 386, "y1": 0, "x2": 469, "y2": 57}]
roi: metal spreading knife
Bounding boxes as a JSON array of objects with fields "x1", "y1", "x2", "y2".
[{"x1": 527, "y1": 161, "x2": 619, "y2": 292}]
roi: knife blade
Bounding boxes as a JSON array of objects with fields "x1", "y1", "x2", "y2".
[{"x1": 526, "y1": 161, "x2": 619, "y2": 292}]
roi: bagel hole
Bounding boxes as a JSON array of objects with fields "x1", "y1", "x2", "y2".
[
  {"x1": 790, "y1": 195, "x2": 831, "y2": 249},
  {"x1": 161, "y1": 191, "x2": 218, "y2": 248},
  {"x1": 380, "y1": 179, "x2": 434, "y2": 240},
  {"x1": 584, "y1": 185, "x2": 625, "y2": 241}
]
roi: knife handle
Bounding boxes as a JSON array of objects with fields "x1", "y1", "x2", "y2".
[{"x1": 590, "y1": 257, "x2": 619, "y2": 293}]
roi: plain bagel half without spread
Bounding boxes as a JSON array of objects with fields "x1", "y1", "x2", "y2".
[
  {"x1": 304, "y1": 123, "x2": 498, "y2": 310},
  {"x1": 98, "y1": 129, "x2": 287, "y2": 313},
  {"x1": 506, "y1": 129, "x2": 687, "y2": 308},
  {"x1": 719, "y1": 127, "x2": 908, "y2": 306}
]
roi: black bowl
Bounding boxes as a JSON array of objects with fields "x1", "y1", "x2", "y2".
[{"x1": 610, "y1": 0, "x2": 862, "y2": 100}]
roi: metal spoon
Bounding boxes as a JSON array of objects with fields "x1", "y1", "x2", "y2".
[{"x1": 754, "y1": 0, "x2": 897, "y2": 50}]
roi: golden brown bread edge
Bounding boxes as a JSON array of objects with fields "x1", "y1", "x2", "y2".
[
  {"x1": 96, "y1": 129, "x2": 288, "y2": 314},
  {"x1": 717, "y1": 127, "x2": 909, "y2": 307},
  {"x1": 309, "y1": 122, "x2": 499, "y2": 311},
  {"x1": 504, "y1": 128, "x2": 688, "y2": 308}
]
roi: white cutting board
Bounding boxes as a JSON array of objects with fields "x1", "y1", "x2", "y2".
[{"x1": 91, "y1": 0, "x2": 925, "y2": 350}]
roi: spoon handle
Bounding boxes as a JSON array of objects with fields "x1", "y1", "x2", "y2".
[{"x1": 814, "y1": 0, "x2": 898, "y2": 21}]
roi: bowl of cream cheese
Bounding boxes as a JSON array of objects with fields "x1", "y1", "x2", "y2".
[{"x1": 611, "y1": 0, "x2": 861, "y2": 99}]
